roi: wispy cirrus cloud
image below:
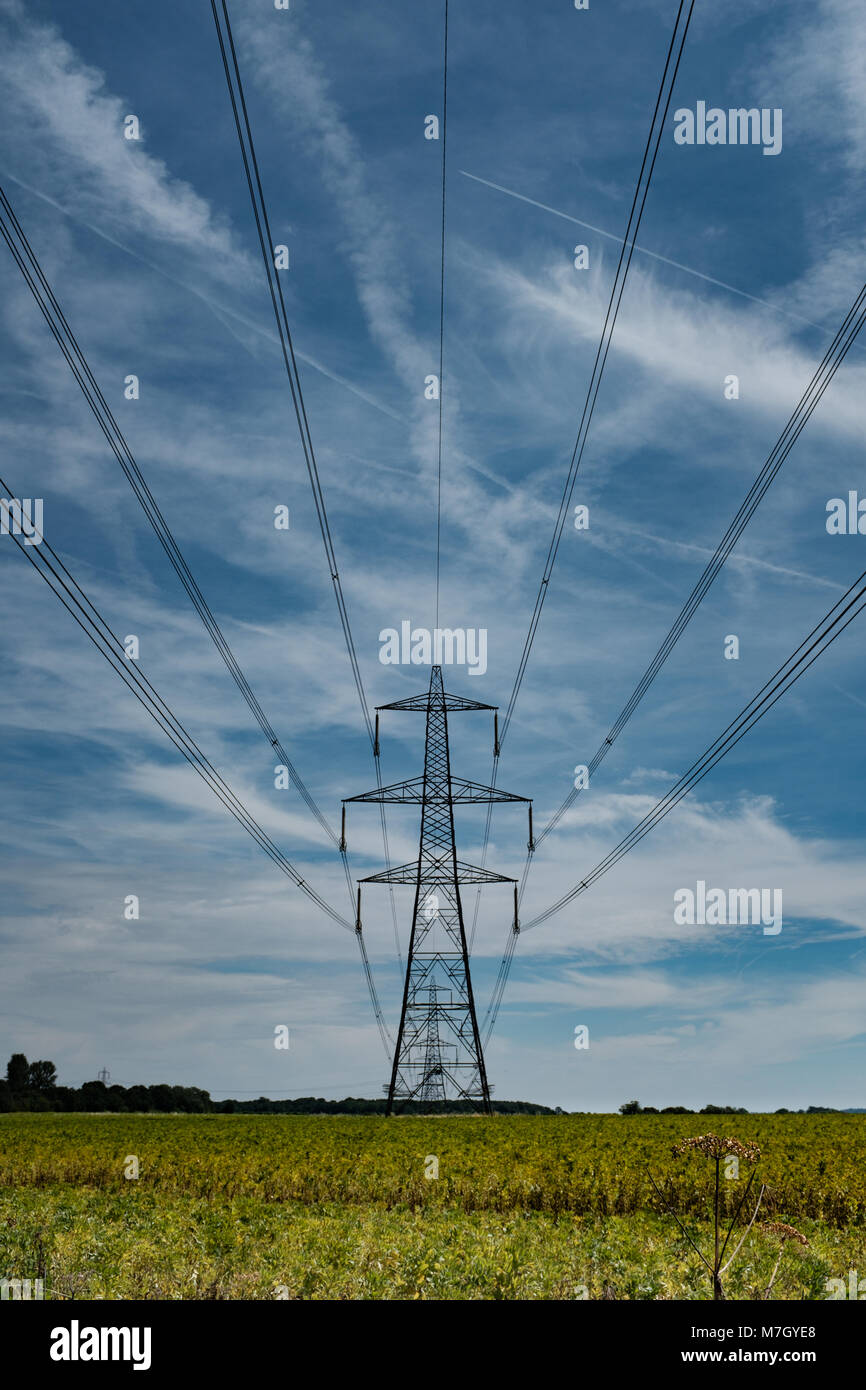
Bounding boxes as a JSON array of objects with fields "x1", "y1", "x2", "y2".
[
  {"x1": 763, "y1": 0, "x2": 866, "y2": 174},
  {"x1": 472, "y1": 249, "x2": 866, "y2": 446},
  {"x1": 0, "y1": 0, "x2": 245, "y2": 274}
]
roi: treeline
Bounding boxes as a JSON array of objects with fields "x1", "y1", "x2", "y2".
[
  {"x1": 1, "y1": 1054, "x2": 212, "y2": 1114},
  {"x1": 619, "y1": 1100, "x2": 850, "y2": 1115},
  {"x1": 0, "y1": 1054, "x2": 555, "y2": 1115},
  {"x1": 619, "y1": 1100, "x2": 749, "y2": 1115},
  {"x1": 220, "y1": 1096, "x2": 557, "y2": 1115}
]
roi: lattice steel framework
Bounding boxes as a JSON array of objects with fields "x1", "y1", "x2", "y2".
[{"x1": 344, "y1": 665, "x2": 530, "y2": 1114}]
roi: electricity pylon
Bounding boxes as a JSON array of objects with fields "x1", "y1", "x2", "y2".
[{"x1": 343, "y1": 665, "x2": 530, "y2": 1114}]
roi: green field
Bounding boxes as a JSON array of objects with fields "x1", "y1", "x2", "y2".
[{"x1": 2, "y1": 1113, "x2": 864, "y2": 1300}]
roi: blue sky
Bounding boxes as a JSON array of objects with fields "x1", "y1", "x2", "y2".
[{"x1": 1, "y1": 0, "x2": 865, "y2": 1110}]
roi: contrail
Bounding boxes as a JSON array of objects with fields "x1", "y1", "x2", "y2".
[
  {"x1": 460, "y1": 169, "x2": 828, "y2": 334},
  {"x1": 2, "y1": 169, "x2": 406, "y2": 423}
]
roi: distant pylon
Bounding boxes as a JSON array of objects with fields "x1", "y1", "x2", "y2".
[
  {"x1": 344, "y1": 666, "x2": 530, "y2": 1114},
  {"x1": 419, "y1": 982, "x2": 446, "y2": 1104}
]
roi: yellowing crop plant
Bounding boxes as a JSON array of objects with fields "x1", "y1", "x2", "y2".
[{"x1": 1, "y1": 1113, "x2": 864, "y2": 1299}]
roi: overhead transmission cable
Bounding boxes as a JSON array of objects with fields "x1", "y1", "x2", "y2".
[
  {"x1": 210, "y1": 0, "x2": 403, "y2": 967},
  {"x1": 0, "y1": 183, "x2": 349, "y2": 888},
  {"x1": 1, "y1": 489, "x2": 394, "y2": 1052},
  {"x1": 434, "y1": 0, "x2": 449, "y2": 632},
  {"x1": 534, "y1": 281, "x2": 866, "y2": 853},
  {"x1": 522, "y1": 563, "x2": 866, "y2": 930},
  {"x1": 480, "y1": 277, "x2": 866, "y2": 1041},
  {"x1": 0, "y1": 176, "x2": 398, "y2": 1043},
  {"x1": 500, "y1": 0, "x2": 695, "y2": 745},
  {"x1": 469, "y1": 0, "x2": 694, "y2": 952},
  {"x1": 1, "y1": 487, "x2": 340, "y2": 921},
  {"x1": 0, "y1": 187, "x2": 397, "y2": 1049}
]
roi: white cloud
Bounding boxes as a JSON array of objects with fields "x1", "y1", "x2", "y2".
[
  {"x1": 475, "y1": 249, "x2": 866, "y2": 446},
  {"x1": 763, "y1": 0, "x2": 866, "y2": 174},
  {"x1": 0, "y1": 1, "x2": 246, "y2": 277}
]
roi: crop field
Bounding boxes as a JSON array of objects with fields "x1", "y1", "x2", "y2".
[{"x1": 1, "y1": 1113, "x2": 865, "y2": 1300}]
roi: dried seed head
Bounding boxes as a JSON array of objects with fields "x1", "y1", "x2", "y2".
[
  {"x1": 760, "y1": 1221, "x2": 809, "y2": 1247},
  {"x1": 671, "y1": 1133, "x2": 761, "y2": 1163}
]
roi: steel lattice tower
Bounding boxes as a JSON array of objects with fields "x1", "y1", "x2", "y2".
[{"x1": 344, "y1": 666, "x2": 530, "y2": 1114}]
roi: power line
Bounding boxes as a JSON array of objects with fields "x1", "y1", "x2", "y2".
[
  {"x1": 469, "y1": 0, "x2": 694, "y2": 952},
  {"x1": 0, "y1": 184, "x2": 347, "y2": 884},
  {"x1": 60, "y1": 1080, "x2": 386, "y2": 1094},
  {"x1": 522, "y1": 563, "x2": 866, "y2": 931},
  {"x1": 435, "y1": 0, "x2": 449, "y2": 632},
  {"x1": 207, "y1": 1084, "x2": 387, "y2": 1096},
  {"x1": 210, "y1": 0, "x2": 403, "y2": 968},
  {"x1": 532, "y1": 280, "x2": 866, "y2": 854},
  {"x1": 483, "y1": 279, "x2": 866, "y2": 1039},
  {"x1": 482, "y1": 921, "x2": 519, "y2": 1046},
  {"x1": 2, "y1": 482, "x2": 393, "y2": 1052},
  {"x1": 500, "y1": 0, "x2": 695, "y2": 744},
  {"x1": 211, "y1": 1, "x2": 369, "y2": 740},
  {"x1": 0, "y1": 196, "x2": 397, "y2": 1055},
  {"x1": 13, "y1": 500, "x2": 394, "y2": 1050},
  {"x1": 458, "y1": 170, "x2": 837, "y2": 337},
  {"x1": 0, "y1": 479, "x2": 352, "y2": 932},
  {"x1": 67, "y1": 1082, "x2": 387, "y2": 1095}
]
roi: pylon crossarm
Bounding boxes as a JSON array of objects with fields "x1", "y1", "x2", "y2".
[
  {"x1": 378, "y1": 693, "x2": 497, "y2": 713},
  {"x1": 449, "y1": 777, "x2": 529, "y2": 803},
  {"x1": 362, "y1": 858, "x2": 514, "y2": 885},
  {"x1": 345, "y1": 776, "x2": 425, "y2": 804},
  {"x1": 453, "y1": 860, "x2": 515, "y2": 884}
]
